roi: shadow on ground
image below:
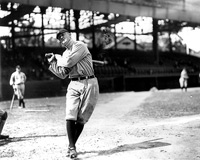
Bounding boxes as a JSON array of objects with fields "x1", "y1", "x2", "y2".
[
  {"x1": 0, "y1": 134, "x2": 66, "y2": 147},
  {"x1": 79, "y1": 138, "x2": 171, "y2": 159}
]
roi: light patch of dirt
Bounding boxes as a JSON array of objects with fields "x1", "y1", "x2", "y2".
[{"x1": 1, "y1": 90, "x2": 200, "y2": 160}]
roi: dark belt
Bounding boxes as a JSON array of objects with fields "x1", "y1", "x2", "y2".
[
  {"x1": 16, "y1": 83, "x2": 24, "y2": 85},
  {"x1": 71, "y1": 75, "x2": 95, "y2": 81}
]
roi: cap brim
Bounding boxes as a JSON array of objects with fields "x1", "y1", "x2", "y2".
[{"x1": 56, "y1": 29, "x2": 68, "y2": 39}]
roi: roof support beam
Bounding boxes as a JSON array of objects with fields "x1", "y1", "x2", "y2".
[{"x1": 1, "y1": 0, "x2": 200, "y2": 24}]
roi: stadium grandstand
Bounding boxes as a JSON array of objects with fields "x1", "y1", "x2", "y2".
[{"x1": 1, "y1": 0, "x2": 200, "y2": 100}]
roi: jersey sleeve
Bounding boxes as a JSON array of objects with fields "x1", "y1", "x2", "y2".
[
  {"x1": 9, "y1": 73, "x2": 15, "y2": 86},
  {"x1": 48, "y1": 61, "x2": 71, "y2": 79},
  {"x1": 23, "y1": 73, "x2": 27, "y2": 83},
  {"x1": 57, "y1": 42, "x2": 88, "y2": 68}
]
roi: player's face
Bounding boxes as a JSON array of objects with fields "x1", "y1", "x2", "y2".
[
  {"x1": 16, "y1": 68, "x2": 21, "y2": 73},
  {"x1": 58, "y1": 32, "x2": 71, "y2": 48}
]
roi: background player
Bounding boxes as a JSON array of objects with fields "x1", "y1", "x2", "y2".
[
  {"x1": 179, "y1": 67, "x2": 189, "y2": 92},
  {"x1": 0, "y1": 109, "x2": 9, "y2": 139},
  {"x1": 46, "y1": 29, "x2": 99, "y2": 159},
  {"x1": 9, "y1": 65, "x2": 27, "y2": 108}
]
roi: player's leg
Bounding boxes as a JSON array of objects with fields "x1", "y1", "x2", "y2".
[
  {"x1": 74, "y1": 122, "x2": 84, "y2": 144},
  {"x1": 75, "y1": 78, "x2": 99, "y2": 141},
  {"x1": 19, "y1": 84, "x2": 25, "y2": 108},
  {"x1": 66, "y1": 120, "x2": 78, "y2": 159},
  {"x1": 13, "y1": 85, "x2": 22, "y2": 108},
  {"x1": 68, "y1": 78, "x2": 99, "y2": 156},
  {"x1": 21, "y1": 84, "x2": 25, "y2": 108},
  {"x1": 78, "y1": 78, "x2": 99, "y2": 124},
  {"x1": 0, "y1": 110, "x2": 9, "y2": 139},
  {"x1": 19, "y1": 99, "x2": 22, "y2": 107},
  {"x1": 184, "y1": 79, "x2": 188, "y2": 92},
  {"x1": 179, "y1": 78, "x2": 184, "y2": 91},
  {"x1": 15, "y1": 85, "x2": 22, "y2": 108},
  {"x1": 66, "y1": 121, "x2": 84, "y2": 157},
  {"x1": 66, "y1": 120, "x2": 76, "y2": 144},
  {"x1": 65, "y1": 81, "x2": 85, "y2": 158}
]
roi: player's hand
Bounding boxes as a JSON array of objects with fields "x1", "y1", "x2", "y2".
[
  {"x1": 45, "y1": 53, "x2": 55, "y2": 63},
  {"x1": 45, "y1": 53, "x2": 54, "y2": 58}
]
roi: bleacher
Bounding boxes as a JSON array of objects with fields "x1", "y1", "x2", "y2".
[
  {"x1": 2, "y1": 47, "x2": 200, "y2": 98},
  {"x1": 100, "y1": 49, "x2": 200, "y2": 76}
]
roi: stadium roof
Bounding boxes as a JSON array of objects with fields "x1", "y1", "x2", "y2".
[{"x1": 0, "y1": 0, "x2": 200, "y2": 24}]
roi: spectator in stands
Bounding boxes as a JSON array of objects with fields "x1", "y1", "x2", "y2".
[{"x1": 179, "y1": 67, "x2": 189, "y2": 92}]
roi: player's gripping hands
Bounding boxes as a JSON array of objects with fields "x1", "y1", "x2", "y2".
[{"x1": 45, "y1": 53, "x2": 55, "y2": 63}]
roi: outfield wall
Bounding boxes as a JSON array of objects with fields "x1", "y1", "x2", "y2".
[{"x1": 1, "y1": 73, "x2": 200, "y2": 101}]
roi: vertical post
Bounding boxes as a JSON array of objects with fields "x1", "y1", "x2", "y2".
[
  {"x1": 153, "y1": 18, "x2": 159, "y2": 64},
  {"x1": 168, "y1": 31, "x2": 172, "y2": 53},
  {"x1": 114, "y1": 24, "x2": 117, "y2": 50},
  {"x1": 92, "y1": 11, "x2": 96, "y2": 50},
  {"x1": 68, "y1": 10, "x2": 71, "y2": 30},
  {"x1": 168, "y1": 20, "x2": 173, "y2": 53},
  {"x1": 74, "y1": 10, "x2": 80, "y2": 41},
  {"x1": 11, "y1": 3, "x2": 15, "y2": 50},
  {"x1": 134, "y1": 19, "x2": 137, "y2": 51},
  {"x1": 0, "y1": 44, "x2": 2, "y2": 100},
  {"x1": 41, "y1": 7, "x2": 45, "y2": 50}
]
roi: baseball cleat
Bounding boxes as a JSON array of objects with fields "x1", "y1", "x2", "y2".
[{"x1": 69, "y1": 147, "x2": 77, "y2": 159}]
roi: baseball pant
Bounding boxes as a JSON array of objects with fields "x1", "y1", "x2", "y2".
[
  {"x1": 66, "y1": 77, "x2": 99, "y2": 124},
  {"x1": 13, "y1": 83, "x2": 25, "y2": 99},
  {"x1": 179, "y1": 78, "x2": 188, "y2": 88}
]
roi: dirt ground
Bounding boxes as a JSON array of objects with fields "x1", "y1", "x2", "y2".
[{"x1": 1, "y1": 88, "x2": 200, "y2": 160}]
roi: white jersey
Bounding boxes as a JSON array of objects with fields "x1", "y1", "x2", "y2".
[
  {"x1": 9, "y1": 71, "x2": 26, "y2": 85},
  {"x1": 180, "y1": 69, "x2": 188, "y2": 79}
]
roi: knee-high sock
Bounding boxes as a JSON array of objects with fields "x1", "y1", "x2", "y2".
[
  {"x1": 21, "y1": 99, "x2": 25, "y2": 108},
  {"x1": 74, "y1": 123, "x2": 84, "y2": 144},
  {"x1": 19, "y1": 99, "x2": 22, "y2": 106},
  {"x1": 66, "y1": 120, "x2": 76, "y2": 148},
  {"x1": 0, "y1": 120, "x2": 6, "y2": 135}
]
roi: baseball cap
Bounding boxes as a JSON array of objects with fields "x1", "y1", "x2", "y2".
[{"x1": 56, "y1": 29, "x2": 69, "y2": 39}]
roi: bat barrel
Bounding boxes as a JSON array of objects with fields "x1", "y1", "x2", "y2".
[{"x1": 92, "y1": 60, "x2": 107, "y2": 65}]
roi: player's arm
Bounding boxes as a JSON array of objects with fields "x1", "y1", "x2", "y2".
[
  {"x1": 23, "y1": 74, "x2": 27, "y2": 83},
  {"x1": 48, "y1": 60, "x2": 71, "y2": 79},
  {"x1": 9, "y1": 73, "x2": 15, "y2": 86},
  {"x1": 57, "y1": 43, "x2": 87, "y2": 68},
  {"x1": 46, "y1": 52, "x2": 71, "y2": 79},
  {"x1": 24, "y1": 74, "x2": 27, "y2": 82}
]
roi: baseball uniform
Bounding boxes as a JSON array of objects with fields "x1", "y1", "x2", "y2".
[
  {"x1": 9, "y1": 65, "x2": 26, "y2": 108},
  {"x1": 179, "y1": 68, "x2": 189, "y2": 91},
  {"x1": 47, "y1": 29, "x2": 99, "y2": 158},
  {"x1": 49, "y1": 41, "x2": 99, "y2": 124}
]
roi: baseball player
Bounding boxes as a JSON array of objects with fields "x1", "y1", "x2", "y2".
[
  {"x1": 46, "y1": 29, "x2": 99, "y2": 159},
  {"x1": 9, "y1": 65, "x2": 27, "y2": 108},
  {"x1": 179, "y1": 67, "x2": 189, "y2": 92},
  {"x1": 0, "y1": 109, "x2": 9, "y2": 139}
]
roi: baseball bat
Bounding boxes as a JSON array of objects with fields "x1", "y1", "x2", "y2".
[
  {"x1": 10, "y1": 93, "x2": 15, "y2": 111},
  {"x1": 45, "y1": 53, "x2": 107, "y2": 65},
  {"x1": 92, "y1": 60, "x2": 108, "y2": 65}
]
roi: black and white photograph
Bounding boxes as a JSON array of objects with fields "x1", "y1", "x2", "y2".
[{"x1": 1, "y1": 0, "x2": 200, "y2": 159}]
